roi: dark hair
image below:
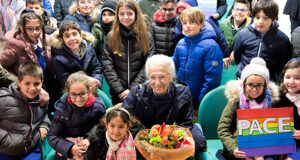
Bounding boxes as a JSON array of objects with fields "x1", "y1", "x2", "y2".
[
  {"x1": 18, "y1": 61, "x2": 43, "y2": 81},
  {"x1": 243, "y1": 75, "x2": 267, "y2": 103},
  {"x1": 233, "y1": 0, "x2": 250, "y2": 9},
  {"x1": 26, "y1": 0, "x2": 43, "y2": 7},
  {"x1": 252, "y1": 0, "x2": 278, "y2": 21},
  {"x1": 59, "y1": 20, "x2": 81, "y2": 39},
  {"x1": 160, "y1": 0, "x2": 177, "y2": 5},
  {"x1": 279, "y1": 60, "x2": 300, "y2": 94},
  {"x1": 105, "y1": 104, "x2": 131, "y2": 126},
  {"x1": 64, "y1": 71, "x2": 91, "y2": 92}
]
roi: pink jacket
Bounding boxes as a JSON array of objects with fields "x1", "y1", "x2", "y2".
[{"x1": 0, "y1": 30, "x2": 53, "y2": 76}]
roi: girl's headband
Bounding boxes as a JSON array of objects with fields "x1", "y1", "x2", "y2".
[
  {"x1": 285, "y1": 58, "x2": 300, "y2": 67},
  {"x1": 106, "y1": 103, "x2": 130, "y2": 117}
]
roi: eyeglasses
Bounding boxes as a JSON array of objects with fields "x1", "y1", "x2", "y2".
[
  {"x1": 245, "y1": 83, "x2": 264, "y2": 90},
  {"x1": 26, "y1": 26, "x2": 42, "y2": 33},
  {"x1": 149, "y1": 74, "x2": 168, "y2": 82},
  {"x1": 69, "y1": 91, "x2": 88, "y2": 99},
  {"x1": 161, "y1": 7, "x2": 175, "y2": 12},
  {"x1": 233, "y1": 8, "x2": 249, "y2": 12}
]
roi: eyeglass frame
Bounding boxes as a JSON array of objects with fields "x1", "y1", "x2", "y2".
[
  {"x1": 69, "y1": 91, "x2": 89, "y2": 99},
  {"x1": 233, "y1": 8, "x2": 249, "y2": 12},
  {"x1": 25, "y1": 26, "x2": 42, "y2": 33},
  {"x1": 245, "y1": 83, "x2": 265, "y2": 90},
  {"x1": 160, "y1": 7, "x2": 175, "y2": 12}
]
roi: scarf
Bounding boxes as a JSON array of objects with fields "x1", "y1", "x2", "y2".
[
  {"x1": 105, "y1": 130, "x2": 136, "y2": 160},
  {"x1": 101, "y1": 21, "x2": 113, "y2": 35},
  {"x1": 33, "y1": 40, "x2": 47, "y2": 80},
  {"x1": 286, "y1": 92, "x2": 300, "y2": 116},
  {"x1": 67, "y1": 94, "x2": 95, "y2": 107},
  {"x1": 239, "y1": 83, "x2": 272, "y2": 109}
]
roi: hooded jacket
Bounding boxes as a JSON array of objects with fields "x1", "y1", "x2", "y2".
[
  {"x1": 173, "y1": 22, "x2": 223, "y2": 103},
  {"x1": 48, "y1": 95, "x2": 106, "y2": 160},
  {"x1": 234, "y1": 22, "x2": 292, "y2": 82},
  {"x1": 150, "y1": 10, "x2": 177, "y2": 57},
  {"x1": 217, "y1": 80, "x2": 280, "y2": 159},
  {"x1": 0, "y1": 83, "x2": 50, "y2": 156},
  {"x1": 51, "y1": 30, "x2": 102, "y2": 91}
]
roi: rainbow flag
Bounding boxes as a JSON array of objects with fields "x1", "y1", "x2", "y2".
[{"x1": 237, "y1": 107, "x2": 296, "y2": 156}]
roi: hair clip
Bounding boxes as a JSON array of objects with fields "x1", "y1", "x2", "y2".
[{"x1": 285, "y1": 57, "x2": 300, "y2": 67}]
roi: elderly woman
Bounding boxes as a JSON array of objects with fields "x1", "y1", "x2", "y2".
[{"x1": 123, "y1": 54, "x2": 206, "y2": 153}]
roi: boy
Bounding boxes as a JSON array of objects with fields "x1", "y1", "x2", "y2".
[
  {"x1": 0, "y1": 62, "x2": 50, "y2": 159},
  {"x1": 11, "y1": 0, "x2": 57, "y2": 35},
  {"x1": 173, "y1": 7, "x2": 223, "y2": 109},
  {"x1": 220, "y1": 0, "x2": 251, "y2": 68},
  {"x1": 51, "y1": 20, "x2": 102, "y2": 92},
  {"x1": 63, "y1": 0, "x2": 97, "y2": 32},
  {"x1": 150, "y1": 0, "x2": 177, "y2": 56},
  {"x1": 234, "y1": 0, "x2": 292, "y2": 82}
]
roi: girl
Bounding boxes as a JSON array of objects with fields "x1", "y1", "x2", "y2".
[
  {"x1": 48, "y1": 71, "x2": 106, "y2": 160},
  {"x1": 101, "y1": 0, "x2": 155, "y2": 104},
  {"x1": 276, "y1": 58, "x2": 300, "y2": 160},
  {"x1": 217, "y1": 57, "x2": 280, "y2": 160},
  {"x1": 86, "y1": 103, "x2": 144, "y2": 160}
]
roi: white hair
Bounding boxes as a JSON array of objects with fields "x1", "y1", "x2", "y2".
[{"x1": 145, "y1": 54, "x2": 175, "y2": 79}]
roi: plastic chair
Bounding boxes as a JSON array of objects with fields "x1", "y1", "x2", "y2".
[
  {"x1": 102, "y1": 78, "x2": 111, "y2": 99},
  {"x1": 198, "y1": 85, "x2": 228, "y2": 160},
  {"x1": 220, "y1": 62, "x2": 237, "y2": 85}
]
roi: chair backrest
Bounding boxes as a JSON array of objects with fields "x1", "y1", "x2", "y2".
[
  {"x1": 220, "y1": 63, "x2": 237, "y2": 85},
  {"x1": 198, "y1": 85, "x2": 227, "y2": 139}
]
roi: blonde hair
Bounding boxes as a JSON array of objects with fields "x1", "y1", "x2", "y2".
[
  {"x1": 108, "y1": 0, "x2": 149, "y2": 56},
  {"x1": 180, "y1": 7, "x2": 205, "y2": 25}
]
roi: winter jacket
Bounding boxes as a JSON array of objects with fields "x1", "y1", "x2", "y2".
[
  {"x1": 215, "y1": 0, "x2": 228, "y2": 20},
  {"x1": 138, "y1": 0, "x2": 160, "y2": 23},
  {"x1": 0, "y1": 83, "x2": 50, "y2": 156},
  {"x1": 219, "y1": 15, "x2": 251, "y2": 52},
  {"x1": 48, "y1": 96, "x2": 106, "y2": 160},
  {"x1": 0, "y1": 0, "x2": 25, "y2": 40},
  {"x1": 43, "y1": 0, "x2": 54, "y2": 16},
  {"x1": 234, "y1": 22, "x2": 292, "y2": 82},
  {"x1": 51, "y1": 31, "x2": 102, "y2": 91},
  {"x1": 175, "y1": 17, "x2": 230, "y2": 57},
  {"x1": 291, "y1": 26, "x2": 300, "y2": 58},
  {"x1": 101, "y1": 26, "x2": 155, "y2": 101},
  {"x1": 86, "y1": 119, "x2": 145, "y2": 160},
  {"x1": 53, "y1": 0, "x2": 77, "y2": 26},
  {"x1": 0, "y1": 64, "x2": 16, "y2": 88},
  {"x1": 149, "y1": 10, "x2": 177, "y2": 57},
  {"x1": 173, "y1": 22, "x2": 223, "y2": 103},
  {"x1": 283, "y1": 0, "x2": 300, "y2": 20},
  {"x1": 123, "y1": 81, "x2": 207, "y2": 151},
  {"x1": 217, "y1": 80, "x2": 280, "y2": 159}
]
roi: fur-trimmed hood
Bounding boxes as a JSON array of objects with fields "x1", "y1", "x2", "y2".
[
  {"x1": 50, "y1": 30, "x2": 95, "y2": 49},
  {"x1": 225, "y1": 80, "x2": 280, "y2": 104},
  {"x1": 68, "y1": 2, "x2": 100, "y2": 23}
]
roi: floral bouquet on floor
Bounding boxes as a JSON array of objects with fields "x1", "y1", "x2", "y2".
[{"x1": 134, "y1": 123, "x2": 195, "y2": 160}]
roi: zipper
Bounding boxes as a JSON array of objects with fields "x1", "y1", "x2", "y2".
[
  {"x1": 127, "y1": 40, "x2": 130, "y2": 88},
  {"x1": 184, "y1": 38, "x2": 192, "y2": 82},
  {"x1": 26, "y1": 102, "x2": 36, "y2": 142},
  {"x1": 257, "y1": 41, "x2": 262, "y2": 57}
]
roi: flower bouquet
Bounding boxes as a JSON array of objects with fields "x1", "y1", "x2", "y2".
[{"x1": 134, "y1": 123, "x2": 195, "y2": 160}]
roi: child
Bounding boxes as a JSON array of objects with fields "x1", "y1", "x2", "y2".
[
  {"x1": 91, "y1": 0, "x2": 117, "y2": 60},
  {"x1": 219, "y1": 0, "x2": 251, "y2": 67},
  {"x1": 0, "y1": 61, "x2": 50, "y2": 159},
  {"x1": 53, "y1": 0, "x2": 77, "y2": 26},
  {"x1": 51, "y1": 20, "x2": 103, "y2": 93},
  {"x1": 11, "y1": 0, "x2": 57, "y2": 35},
  {"x1": 173, "y1": 7, "x2": 223, "y2": 109},
  {"x1": 62, "y1": 0, "x2": 98, "y2": 32},
  {"x1": 275, "y1": 58, "x2": 300, "y2": 160},
  {"x1": 150, "y1": 0, "x2": 177, "y2": 57},
  {"x1": 86, "y1": 103, "x2": 144, "y2": 159},
  {"x1": 48, "y1": 71, "x2": 106, "y2": 160},
  {"x1": 101, "y1": 0, "x2": 155, "y2": 104},
  {"x1": 234, "y1": 0, "x2": 292, "y2": 82},
  {"x1": 217, "y1": 57, "x2": 279, "y2": 160}
]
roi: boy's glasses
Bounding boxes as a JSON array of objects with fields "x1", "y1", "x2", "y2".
[
  {"x1": 26, "y1": 26, "x2": 42, "y2": 33},
  {"x1": 245, "y1": 83, "x2": 264, "y2": 90},
  {"x1": 69, "y1": 91, "x2": 89, "y2": 99},
  {"x1": 233, "y1": 8, "x2": 249, "y2": 12},
  {"x1": 161, "y1": 8, "x2": 175, "y2": 12}
]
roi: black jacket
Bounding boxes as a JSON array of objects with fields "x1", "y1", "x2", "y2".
[{"x1": 284, "y1": 0, "x2": 300, "y2": 20}]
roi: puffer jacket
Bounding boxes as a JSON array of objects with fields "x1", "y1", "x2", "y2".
[
  {"x1": 53, "y1": 0, "x2": 77, "y2": 26},
  {"x1": 291, "y1": 26, "x2": 300, "y2": 58},
  {"x1": 51, "y1": 30, "x2": 102, "y2": 92},
  {"x1": 234, "y1": 22, "x2": 292, "y2": 82},
  {"x1": 48, "y1": 95, "x2": 106, "y2": 160},
  {"x1": 0, "y1": 83, "x2": 50, "y2": 156},
  {"x1": 217, "y1": 80, "x2": 280, "y2": 159},
  {"x1": 101, "y1": 25, "x2": 155, "y2": 99},
  {"x1": 219, "y1": 15, "x2": 251, "y2": 52},
  {"x1": 150, "y1": 10, "x2": 177, "y2": 57},
  {"x1": 173, "y1": 22, "x2": 223, "y2": 103}
]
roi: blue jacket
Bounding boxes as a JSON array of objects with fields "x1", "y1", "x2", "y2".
[
  {"x1": 173, "y1": 22, "x2": 223, "y2": 103},
  {"x1": 48, "y1": 96, "x2": 106, "y2": 159},
  {"x1": 175, "y1": 18, "x2": 230, "y2": 57},
  {"x1": 53, "y1": 0, "x2": 77, "y2": 26},
  {"x1": 234, "y1": 22, "x2": 292, "y2": 81},
  {"x1": 63, "y1": 13, "x2": 92, "y2": 32},
  {"x1": 42, "y1": 0, "x2": 53, "y2": 16}
]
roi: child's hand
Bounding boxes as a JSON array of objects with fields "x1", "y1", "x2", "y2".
[
  {"x1": 293, "y1": 129, "x2": 300, "y2": 140},
  {"x1": 40, "y1": 88, "x2": 49, "y2": 107},
  {"x1": 71, "y1": 144, "x2": 86, "y2": 158},
  {"x1": 119, "y1": 89, "x2": 130, "y2": 100},
  {"x1": 233, "y1": 148, "x2": 247, "y2": 158},
  {"x1": 49, "y1": 17, "x2": 58, "y2": 29},
  {"x1": 223, "y1": 57, "x2": 231, "y2": 69},
  {"x1": 89, "y1": 77, "x2": 101, "y2": 91},
  {"x1": 39, "y1": 128, "x2": 48, "y2": 140},
  {"x1": 78, "y1": 138, "x2": 90, "y2": 151}
]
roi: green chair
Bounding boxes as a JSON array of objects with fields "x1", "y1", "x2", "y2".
[
  {"x1": 39, "y1": 135, "x2": 55, "y2": 160},
  {"x1": 221, "y1": 62, "x2": 237, "y2": 85},
  {"x1": 102, "y1": 78, "x2": 111, "y2": 99},
  {"x1": 198, "y1": 85, "x2": 228, "y2": 160}
]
